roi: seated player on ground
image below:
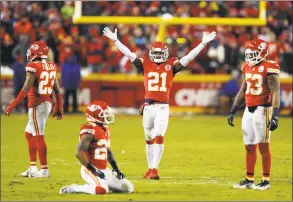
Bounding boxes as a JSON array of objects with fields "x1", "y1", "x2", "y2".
[{"x1": 59, "y1": 100, "x2": 134, "y2": 194}]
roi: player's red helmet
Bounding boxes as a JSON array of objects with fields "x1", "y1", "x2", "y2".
[
  {"x1": 85, "y1": 100, "x2": 114, "y2": 125},
  {"x1": 149, "y1": 41, "x2": 169, "y2": 63},
  {"x1": 245, "y1": 39, "x2": 268, "y2": 66},
  {"x1": 26, "y1": 41, "x2": 49, "y2": 61}
]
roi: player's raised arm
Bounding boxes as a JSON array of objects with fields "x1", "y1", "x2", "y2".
[
  {"x1": 103, "y1": 27, "x2": 143, "y2": 71},
  {"x1": 5, "y1": 71, "x2": 35, "y2": 116},
  {"x1": 267, "y1": 74, "x2": 280, "y2": 131},
  {"x1": 75, "y1": 134, "x2": 105, "y2": 179},
  {"x1": 173, "y1": 31, "x2": 216, "y2": 73},
  {"x1": 227, "y1": 76, "x2": 247, "y2": 126},
  {"x1": 52, "y1": 77, "x2": 63, "y2": 120},
  {"x1": 107, "y1": 148, "x2": 125, "y2": 179}
]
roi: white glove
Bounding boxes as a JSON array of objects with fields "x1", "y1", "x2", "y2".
[
  {"x1": 201, "y1": 31, "x2": 217, "y2": 45},
  {"x1": 103, "y1": 27, "x2": 118, "y2": 42}
]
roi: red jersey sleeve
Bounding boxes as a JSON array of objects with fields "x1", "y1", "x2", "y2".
[
  {"x1": 26, "y1": 62, "x2": 37, "y2": 73},
  {"x1": 265, "y1": 60, "x2": 280, "y2": 75},
  {"x1": 79, "y1": 124, "x2": 95, "y2": 138}
]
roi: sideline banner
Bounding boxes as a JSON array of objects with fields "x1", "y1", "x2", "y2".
[{"x1": 1, "y1": 74, "x2": 292, "y2": 114}]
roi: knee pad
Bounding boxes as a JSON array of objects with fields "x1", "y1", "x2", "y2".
[
  {"x1": 146, "y1": 138, "x2": 155, "y2": 145},
  {"x1": 245, "y1": 144, "x2": 257, "y2": 153},
  {"x1": 95, "y1": 186, "x2": 107, "y2": 195},
  {"x1": 155, "y1": 136, "x2": 164, "y2": 144}
]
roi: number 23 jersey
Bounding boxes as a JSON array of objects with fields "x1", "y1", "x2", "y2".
[
  {"x1": 79, "y1": 123, "x2": 110, "y2": 170},
  {"x1": 140, "y1": 56, "x2": 179, "y2": 102},
  {"x1": 242, "y1": 60, "x2": 280, "y2": 107},
  {"x1": 26, "y1": 61, "x2": 57, "y2": 108}
]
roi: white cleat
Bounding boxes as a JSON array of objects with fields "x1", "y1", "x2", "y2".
[
  {"x1": 21, "y1": 167, "x2": 38, "y2": 177},
  {"x1": 31, "y1": 169, "x2": 50, "y2": 178},
  {"x1": 254, "y1": 180, "x2": 270, "y2": 190},
  {"x1": 59, "y1": 184, "x2": 78, "y2": 194}
]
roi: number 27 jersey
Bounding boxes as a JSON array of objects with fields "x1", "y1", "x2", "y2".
[
  {"x1": 26, "y1": 61, "x2": 57, "y2": 108},
  {"x1": 141, "y1": 56, "x2": 179, "y2": 102},
  {"x1": 242, "y1": 60, "x2": 280, "y2": 107}
]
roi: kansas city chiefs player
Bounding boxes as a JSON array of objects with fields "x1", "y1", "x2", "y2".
[
  {"x1": 5, "y1": 41, "x2": 63, "y2": 178},
  {"x1": 103, "y1": 27, "x2": 216, "y2": 179},
  {"x1": 59, "y1": 100, "x2": 134, "y2": 195},
  {"x1": 227, "y1": 39, "x2": 281, "y2": 190}
]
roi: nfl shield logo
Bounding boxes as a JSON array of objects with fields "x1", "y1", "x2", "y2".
[
  {"x1": 165, "y1": 65, "x2": 171, "y2": 71},
  {"x1": 258, "y1": 66, "x2": 264, "y2": 72}
]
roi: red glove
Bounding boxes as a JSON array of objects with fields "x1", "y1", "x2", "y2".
[
  {"x1": 52, "y1": 94, "x2": 63, "y2": 120},
  {"x1": 139, "y1": 103, "x2": 149, "y2": 115},
  {"x1": 5, "y1": 90, "x2": 27, "y2": 116}
]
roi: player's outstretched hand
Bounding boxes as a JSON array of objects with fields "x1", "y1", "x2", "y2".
[
  {"x1": 268, "y1": 116, "x2": 278, "y2": 131},
  {"x1": 103, "y1": 27, "x2": 118, "y2": 42},
  {"x1": 52, "y1": 108, "x2": 63, "y2": 120},
  {"x1": 5, "y1": 105, "x2": 13, "y2": 116},
  {"x1": 202, "y1": 31, "x2": 217, "y2": 45},
  {"x1": 227, "y1": 113, "x2": 235, "y2": 127},
  {"x1": 114, "y1": 169, "x2": 125, "y2": 180}
]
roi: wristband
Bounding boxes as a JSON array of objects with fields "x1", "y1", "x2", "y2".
[{"x1": 272, "y1": 108, "x2": 279, "y2": 118}]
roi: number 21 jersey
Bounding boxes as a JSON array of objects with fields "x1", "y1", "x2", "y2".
[
  {"x1": 140, "y1": 56, "x2": 179, "y2": 102},
  {"x1": 26, "y1": 61, "x2": 57, "y2": 108},
  {"x1": 242, "y1": 60, "x2": 280, "y2": 107}
]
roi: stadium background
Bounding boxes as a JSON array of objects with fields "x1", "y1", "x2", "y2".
[
  {"x1": 1, "y1": 1, "x2": 292, "y2": 201},
  {"x1": 1, "y1": 1, "x2": 292, "y2": 115}
]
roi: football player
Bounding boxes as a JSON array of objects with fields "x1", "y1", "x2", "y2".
[
  {"x1": 103, "y1": 27, "x2": 216, "y2": 179},
  {"x1": 227, "y1": 39, "x2": 280, "y2": 190},
  {"x1": 59, "y1": 100, "x2": 134, "y2": 195},
  {"x1": 5, "y1": 41, "x2": 64, "y2": 178}
]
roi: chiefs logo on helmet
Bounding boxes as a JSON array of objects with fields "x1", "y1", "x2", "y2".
[
  {"x1": 245, "y1": 39, "x2": 268, "y2": 66},
  {"x1": 86, "y1": 100, "x2": 114, "y2": 125},
  {"x1": 26, "y1": 41, "x2": 49, "y2": 61}
]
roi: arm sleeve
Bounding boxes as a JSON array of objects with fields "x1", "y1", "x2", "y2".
[
  {"x1": 179, "y1": 43, "x2": 205, "y2": 67},
  {"x1": 114, "y1": 40, "x2": 137, "y2": 62},
  {"x1": 132, "y1": 57, "x2": 144, "y2": 72}
]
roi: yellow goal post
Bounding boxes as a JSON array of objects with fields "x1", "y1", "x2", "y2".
[{"x1": 73, "y1": 1, "x2": 266, "y2": 41}]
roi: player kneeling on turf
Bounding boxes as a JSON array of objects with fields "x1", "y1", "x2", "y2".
[{"x1": 59, "y1": 100, "x2": 134, "y2": 195}]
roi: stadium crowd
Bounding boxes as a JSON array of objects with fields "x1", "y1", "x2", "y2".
[{"x1": 1, "y1": 1, "x2": 292, "y2": 75}]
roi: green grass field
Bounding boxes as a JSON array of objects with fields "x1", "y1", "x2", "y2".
[{"x1": 1, "y1": 114, "x2": 292, "y2": 201}]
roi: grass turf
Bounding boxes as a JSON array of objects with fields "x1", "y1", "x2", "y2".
[{"x1": 1, "y1": 114, "x2": 292, "y2": 201}]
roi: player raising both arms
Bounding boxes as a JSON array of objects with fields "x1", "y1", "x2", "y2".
[
  {"x1": 103, "y1": 27, "x2": 216, "y2": 180},
  {"x1": 59, "y1": 100, "x2": 134, "y2": 195},
  {"x1": 227, "y1": 39, "x2": 280, "y2": 190},
  {"x1": 5, "y1": 41, "x2": 63, "y2": 178}
]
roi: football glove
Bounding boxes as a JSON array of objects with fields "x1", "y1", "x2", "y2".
[
  {"x1": 268, "y1": 116, "x2": 278, "y2": 131},
  {"x1": 202, "y1": 31, "x2": 217, "y2": 46},
  {"x1": 103, "y1": 27, "x2": 118, "y2": 42},
  {"x1": 114, "y1": 169, "x2": 125, "y2": 180},
  {"x1": 227, "y1": 112, "x2": 235, "y2": 127}
]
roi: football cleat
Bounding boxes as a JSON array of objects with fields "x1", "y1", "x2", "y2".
[
  {"x1": 31, "y1": 169, "x2": 50, "y2": 178},
  {"x1": 233, "y1": 178, "x2": 255, "y2": 189},
  {"x1": 59, "y1": 184, "x2": 78, "y2": 194},
  {"x1": 21, "y1": 167, "x2": 38, "y2": 177},
  {"x1": 144, "y1": 169, "x2": 152, "y2": 179},
  {"x1": 149, "y1": 168, "x2": 160, "y2": 180},
  {"x1": 254, "y1": 180, "x2": 270, "y2": 190}
]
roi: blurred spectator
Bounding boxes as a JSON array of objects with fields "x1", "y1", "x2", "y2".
[
  {"x1": 207, "y1": 39, "x2": 225, "y2": 73},
  {"x1": 1, "y1": 34, "x2": 15, "y2": 65},
  {"x1": 12, "y1": 56, "x2": 28, "y2": 112},
  {"x1": 61, "y1": 54, "x2": 81, "y2": 113},
  {"x1": 61, "y1": 1, "x2": 74, "y2": 20},
  {"x1": 12, "y1": 34, "x2": 30, "y2": 61},
  {"x1": 218, "y1": 70, "x2": 241, "y2": 114},
  {"x1": 280, "y1": 42, "x2": 293, "y2": 74}
]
